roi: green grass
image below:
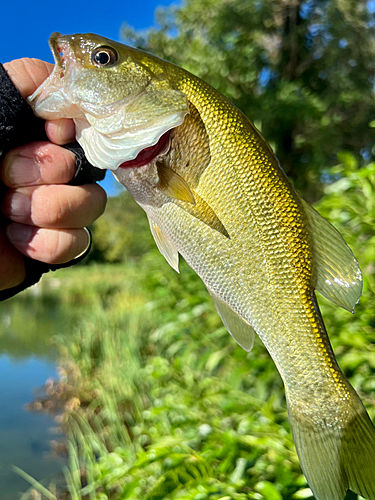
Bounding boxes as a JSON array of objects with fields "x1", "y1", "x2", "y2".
[{"x1": 17, "y1": 258, "x2": 307, "y2": 500}]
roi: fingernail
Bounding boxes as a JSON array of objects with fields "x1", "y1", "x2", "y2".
[
  {"x1": 4, "y1": 154, "x2": 41, "y2": 185},
  {"x1": 7, "y1": 223, "x2": 34, "y2": 243},
  {"x1": 6, "y1": 192, "x2": 31, "y2": 217}
]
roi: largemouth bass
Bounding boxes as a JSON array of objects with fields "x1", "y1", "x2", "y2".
[{"x1": 28, "y1": 33, "x2": 375, "y2": 499}]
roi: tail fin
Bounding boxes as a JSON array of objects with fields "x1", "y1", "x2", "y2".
[{"x1": 288, "y1": 400, "x2": 375, "y2": 500}]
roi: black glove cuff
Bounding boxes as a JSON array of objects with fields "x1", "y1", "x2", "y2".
[{"x1": 63, "y1": 142, "x2": 105, "y2": 185}]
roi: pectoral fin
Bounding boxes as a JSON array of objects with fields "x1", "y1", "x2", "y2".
[
  {"x1": 302, "y1": 200, "x2": 362, "y2": 312},
  {"x1": 156, "y1": 163, "x2": 229, "y2": 238},
  {"x1": 148, "y1": 217, "x2": 179, "y2": 273},
  {"x1": 156, "y1": 163, "x2": 195, "y2": 204},
  {"x1": 177, "y1": 192, "x2": 230, "y2": 239},
  {"x1": 207, "y1": 288, "x2": 255, "y2": 351}
]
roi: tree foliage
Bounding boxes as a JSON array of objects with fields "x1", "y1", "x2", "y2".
[{"x1": 123, "y1": 0, "x2": 375, "y2": 200}]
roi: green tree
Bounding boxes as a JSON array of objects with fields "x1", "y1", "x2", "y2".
[
  {"x1": 89, "y1": 191, "x2": 154, "y2": 263},
  {"x1": 123, "y1": 0, "x2": 375, "y2": 200}
]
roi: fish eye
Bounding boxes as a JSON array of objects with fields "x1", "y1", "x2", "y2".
[{"x1": 91, "y1": 46, "x2": 118, "y2": 67}]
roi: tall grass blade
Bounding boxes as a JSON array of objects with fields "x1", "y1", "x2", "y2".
[{"x1": 12, "y1": 466, "x2": 57, "y2": 500}]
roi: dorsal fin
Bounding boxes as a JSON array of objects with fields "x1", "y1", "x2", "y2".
[
  {"x1": 302, "y1": 200, "x2": 362, "y2": 312},
  {"x1": 207, "y1": 288, "x2": 255, "y2": 352},
  {"x1": 148, "y1": 217, "x2": 179, "y2": 273}
]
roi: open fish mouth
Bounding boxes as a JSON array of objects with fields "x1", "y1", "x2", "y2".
[
  {"x1": 48, "y1": 32, "x2": 80, "y2": 78},
  {"x1": 40, "y1": 32, "x2": 70, "y2": 84},
  {"x1": 119, "y1": 130, "x2": 171, "y2": 169},
  {"x1": 52, "y1": 41, "x2": 69, "y2": 78},
  {"x1": 27, "y1": 33, "x2": 80, "y2": 120},
  {"x1": 28, "y1": 32, "x2": 189, "y2": 170}
]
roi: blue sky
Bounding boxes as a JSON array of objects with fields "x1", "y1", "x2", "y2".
[{"x1": 1, "y1": 0, "x2": 178, "y2": 195}]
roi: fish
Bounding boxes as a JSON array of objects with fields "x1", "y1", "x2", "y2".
[{"x1": 28, "y1": 32, "x2": 375, "y2": 499}]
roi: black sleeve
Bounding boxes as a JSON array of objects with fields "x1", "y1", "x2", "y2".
[{"x1": 0, "y1": 63, "x2": 105, "y2": 301}]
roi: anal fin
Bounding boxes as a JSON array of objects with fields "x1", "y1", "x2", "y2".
[{"x1": 207, "y1": 288, "x2": 255, "y2": 351}]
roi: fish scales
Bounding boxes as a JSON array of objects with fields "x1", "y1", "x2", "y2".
[
  {"x1": 171, "y1": 71, "x2": 339, "y2": 396},
  {"x1": 28, "y1": 33, "x2": 375, "y2": 499}
]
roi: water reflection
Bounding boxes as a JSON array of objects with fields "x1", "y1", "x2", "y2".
[{"x1": 0, "y1": 292, "x2": 63, "y2": 359}]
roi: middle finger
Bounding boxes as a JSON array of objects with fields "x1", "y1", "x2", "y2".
[{"x1": 1, "y1": 183, "x2": 107, "y2": 228}]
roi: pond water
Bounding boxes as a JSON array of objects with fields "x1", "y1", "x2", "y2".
[
  {"x1": 0, "y1": 291, "x2": 77, "y2": 499},
  {"x1": 0, "y1": 356, "x2": 65, "y2": 499}
]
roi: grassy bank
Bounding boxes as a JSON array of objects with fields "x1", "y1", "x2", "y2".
[{"x1": 18, "y1": 159, "x2": 375, "y2": 499}]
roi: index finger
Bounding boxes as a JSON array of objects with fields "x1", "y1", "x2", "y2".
[
  {"x1": 4, "y1": 58, "x2": 53, "y2": 99},
  {"x1": 3, "y1": 59, "x2": 76, "y2": 146}
]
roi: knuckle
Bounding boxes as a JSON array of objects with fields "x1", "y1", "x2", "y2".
[
  {"x1": 42, "y1": 230, "x2": 69, "y2": 264},
  {"x1": 1, "y1": 142, "x2": 76, "y2": 188},
  {"x1": 39, "y1": 145, "x2": 76, "y2": 183},
  {"x1": 32, "y1": 186, "x2": 66, "y2": 227},
  {"x1": 30, "y1": 184, "x2": 106, "y2": 229},
  {"x1": 45, "y1": 119, "x2": 76, "y2": 145}
]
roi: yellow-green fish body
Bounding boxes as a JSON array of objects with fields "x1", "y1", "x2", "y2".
[{"x1": 29, "y1": 33, "x2": 375, "y2": 499}]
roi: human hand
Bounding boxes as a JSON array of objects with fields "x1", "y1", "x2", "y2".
[{"x1": 0, "y1": 58, "x2": 107, "y2": 292}]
